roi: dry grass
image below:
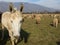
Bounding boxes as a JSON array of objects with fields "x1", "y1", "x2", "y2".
[{"x1": 0, "y1": 14, "x2": 60, "y2": 45}]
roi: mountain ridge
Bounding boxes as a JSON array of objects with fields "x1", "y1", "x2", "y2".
[{"x1": 0, "y1": 1, "x2": 59, "y2": 13}]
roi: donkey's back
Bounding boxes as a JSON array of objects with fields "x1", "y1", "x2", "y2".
[{"x1": 1, "y1": 12, "x2": 11, "y2": 28}]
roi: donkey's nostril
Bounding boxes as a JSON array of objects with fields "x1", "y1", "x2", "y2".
[{"x1": 14, "y1": 36, "x2": 19, "y2": 39}]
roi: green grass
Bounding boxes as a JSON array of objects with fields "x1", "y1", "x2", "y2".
[{"x1": 0, "y1": 15, "x2": 60, "y2": 45}]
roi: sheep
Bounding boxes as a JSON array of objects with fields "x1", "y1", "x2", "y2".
[
  {"x1": 35, "y1": 15, "x2": 41, "y2": 24},
  {"x1": 57, "y1": 16, "x2": 60, "y2": 23},
  {"x1": 53, "y1": 15, "x2": 58, "y2": 27}
]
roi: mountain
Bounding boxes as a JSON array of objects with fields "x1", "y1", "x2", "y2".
[{"x1": 0, "y1": 2, "x2": 59, "y2": 13}]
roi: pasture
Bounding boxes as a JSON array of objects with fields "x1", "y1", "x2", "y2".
[{"x1": 0, "y1": 14, "x2": 60, "y2": 45}]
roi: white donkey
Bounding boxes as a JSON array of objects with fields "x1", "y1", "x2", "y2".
[{"x1": 1, "y1": 3, "x2": 24, "y2": 45}]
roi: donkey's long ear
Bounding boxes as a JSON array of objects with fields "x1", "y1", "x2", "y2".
[
  {"x1": 9, "y1": 2, "x2": 14, "y2": 12},
  {"x1": 20, "y1": 3, "x2": 24, "y2": 12}
]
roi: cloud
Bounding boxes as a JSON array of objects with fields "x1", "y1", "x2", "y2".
[
  {"x1": 0, "y1": 0, "x2": 28, "y2": 2},
  {"x1": 34, "y1": 0, "x2": 60, "y2": 9},
  {"x1": 0, "y1": 0, "x2": 40, "y2": 2},
  {"x1": 28, "y1": 0, "x2": 40, "y2": 2},
  {"x1": 0, "y1": 0, "x2": 60, "y2": 9}
]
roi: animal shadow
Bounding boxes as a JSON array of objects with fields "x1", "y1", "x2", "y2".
[
  {"x1": 56, "y1": 42, "x2": 60, "y2": 45},
  {"x1": 19, "y1": 29, "x2": 30, "y2": 43},
  {"x1": 0, "y1": 29, "x2": 9, "y2": 45},
  {"x1": 50, "y1": 23, "x2": 54, "y2": 27},
  {"x1": 0, "y1": 28, "x2": 30, "y2": 45}
]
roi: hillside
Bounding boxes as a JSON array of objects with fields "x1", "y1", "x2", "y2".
[{"x1": 0, "y1": 2, "x2": 59, "y2": 13}]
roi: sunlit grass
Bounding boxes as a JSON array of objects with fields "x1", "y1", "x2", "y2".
[{"x1": 0, "y1": 15, "x2": 60, "y2": 45}]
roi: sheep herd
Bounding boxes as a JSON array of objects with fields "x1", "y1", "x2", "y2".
[{"x1": 22, "y1": 14, "x2": 60, "y2": 28}]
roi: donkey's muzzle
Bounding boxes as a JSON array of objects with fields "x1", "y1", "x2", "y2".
[{"x1": 14, "y1": 36, "x2": 20, "y2": 39}]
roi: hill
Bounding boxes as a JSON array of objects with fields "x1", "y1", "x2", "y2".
[{"x1": 0, "y1": 2, "x2": 59, "y2": 13}]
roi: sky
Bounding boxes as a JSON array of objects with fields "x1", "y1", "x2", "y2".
[{"x1": 0, "y1": 0, "x2": 60, "y2": 10}]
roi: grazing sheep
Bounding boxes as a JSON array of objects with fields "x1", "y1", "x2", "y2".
[
  {"x1": 35, "y1": 15, "x2": 41, "y2": 24},
  {"x1": 53, "y1": 15, "x2": 58, "y2": 27},
  {"x1": 57, "y1": 16, "x2": 60, "y2": 23},
  {"x1": 32, "y1": 14, "x2": 36, "y2": 19},
  {"x1": 27, "y1": 15, "x2": 32, "y2": 19},
  {"x1": 23, "y1": 14, "x2": 29, "y2": 19}
]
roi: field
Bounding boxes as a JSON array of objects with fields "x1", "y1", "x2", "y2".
[{"x1": 0, "y1": 14, "x2": 60, "y2": 45}]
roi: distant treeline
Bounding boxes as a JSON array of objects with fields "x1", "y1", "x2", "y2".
[
  {"x1": 23, "y1": 11, "x2": 60, "y2": 14},
  {"x1": 0, "y1": 11, "x2": 60, "y2": 14}
]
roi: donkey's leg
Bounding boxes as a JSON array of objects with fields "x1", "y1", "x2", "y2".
[
  {"x1": 9, "y1": 30, "x2": 15, "y2": 45},
  {"x1": 14, "y1": 37, "x2": 19, "y2": 44},
  {"x1": 1, "y1": 25, "x2": 4, "y2": 40}
]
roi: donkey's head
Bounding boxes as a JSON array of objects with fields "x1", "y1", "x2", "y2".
[{"x1": 9, "y1": 3, "x2": 24, "y2": 39}]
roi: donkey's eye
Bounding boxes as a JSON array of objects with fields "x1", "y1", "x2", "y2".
[
  {"x1": 20, "y1": 19, "x2": 24, "y2": 23},
  {"x1": 20, "y1": 20, "x2": 23, "y2": 23},
  {"x1": 11, "y1": 20, "x2": 13, "y2": 23}
]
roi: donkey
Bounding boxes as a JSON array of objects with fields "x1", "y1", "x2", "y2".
[{"x1": 1, "y1": 3, "x2": 24, "y2": 45}]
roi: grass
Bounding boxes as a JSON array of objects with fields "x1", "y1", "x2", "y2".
[{"x1": 0, "y1": 15, "x2": 60, "y2": 45}]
